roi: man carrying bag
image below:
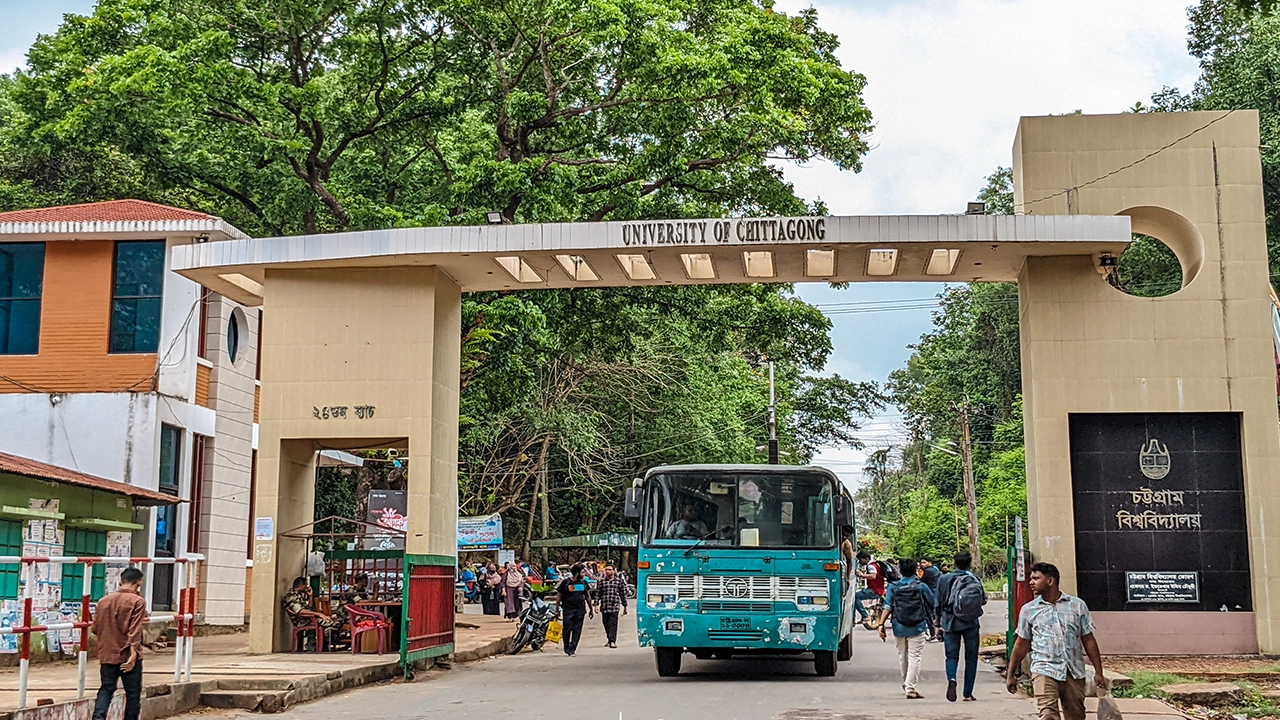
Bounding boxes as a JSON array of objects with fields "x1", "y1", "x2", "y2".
[{"x1": 936, "y1": 551, "x2": 987, "y2": 702}]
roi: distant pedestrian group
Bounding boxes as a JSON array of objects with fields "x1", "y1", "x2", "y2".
[{"x1": 873, "y1": 551, "x2": 986, "y2": 700}]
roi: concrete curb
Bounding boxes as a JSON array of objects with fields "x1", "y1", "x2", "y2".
[
  {"x1": 453, "y1": 637, "x2": 509, "y2": 663},
  {"x1": 0, "y1": 638, "x2": 507, "y2": 720}
]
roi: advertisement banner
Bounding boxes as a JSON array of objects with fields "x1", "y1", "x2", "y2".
[
  {"x1": 365, "y1": 489, "x2": 407, "y2": 550},
  {"x1": 457, "y1": 514, "x2": 503, "y2": 551}
]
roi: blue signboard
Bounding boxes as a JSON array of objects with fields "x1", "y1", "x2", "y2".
[{"x1": 458, "y1": 514, "x2": 503, "y2": 550}]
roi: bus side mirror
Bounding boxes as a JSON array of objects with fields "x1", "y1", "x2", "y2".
[
  {"x1": 625, "y1": 487, "x2": 644, "y2": 518},
  {"x1": 835, "y1": 496, "x2": 852, "y2": 528}
]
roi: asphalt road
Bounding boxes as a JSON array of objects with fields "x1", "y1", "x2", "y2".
[{"x1": 202, "y1": 608, "x2": 1037, "y2": 720}]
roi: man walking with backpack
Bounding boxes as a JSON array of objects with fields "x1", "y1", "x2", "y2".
[
  {"x1": 877, "y1": 558, "x2": 936, "y2": 699},
  {"x1": 937, "y1": 551, "x2": 987, "y2": 702}
]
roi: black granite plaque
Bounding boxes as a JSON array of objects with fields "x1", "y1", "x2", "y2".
[{"x1": 1070, "y1": 413, "x2": 1250, "y2": 612}]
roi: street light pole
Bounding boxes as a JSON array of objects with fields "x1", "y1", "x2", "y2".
[{"x1": 767, "y1": 361, "x2": 779, "y2": 464}]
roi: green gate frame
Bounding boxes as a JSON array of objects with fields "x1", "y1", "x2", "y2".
[{"x1": 401, "y1": 554, "x2": 456, "y2": 672}]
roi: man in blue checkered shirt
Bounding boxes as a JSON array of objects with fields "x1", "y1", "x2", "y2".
[
  {"x1": 1007, "y1": 562, "x2": 1106, "y2": 720},
  {"x1": 593, "y1": 563, "x2": 629, "y2": 648}
]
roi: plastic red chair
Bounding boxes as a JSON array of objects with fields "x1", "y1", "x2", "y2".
[
  {"x1": 346, "y1": 604, "x2": 389, "y2": 655},
  {"x1": 290, "y1": 614, "x2": 326, "y2": 653}
]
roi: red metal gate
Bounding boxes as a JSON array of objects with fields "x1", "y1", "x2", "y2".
[{"x1": 401, "y1": 556, "x2": 455, "y2": 670}]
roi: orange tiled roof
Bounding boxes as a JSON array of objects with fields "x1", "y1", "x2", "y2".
[
  {"x1": 0, "y1": 450, "x2": 180, "y2": 506},
  {"x1": 0, "y1": 199, "x2": 214, "y2": 224}
]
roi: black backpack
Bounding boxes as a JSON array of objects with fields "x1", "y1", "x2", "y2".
[
  {"x1": 890, "y1": 580, "x2": 927, "y2": 626},
  {"x1": 946, "y1": 572, "x2": 987, "y2": 622},
  {"x1": 876, "y1": 560, "x2": 903, "y2": 583}
]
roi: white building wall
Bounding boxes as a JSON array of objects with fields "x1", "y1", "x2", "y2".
[
  {"x1": 156, "y1": 239, "x2": 203, "y2": 402},
  {"x1": 0, "y1": 392, "x2": 159, "y2": 485}
]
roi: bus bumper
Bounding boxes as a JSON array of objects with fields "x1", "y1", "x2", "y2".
[{"x1": 637, "y1": 612, "x2": 843, "y2": 652}]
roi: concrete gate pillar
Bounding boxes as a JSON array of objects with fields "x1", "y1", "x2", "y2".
[
  {"x1": 248, "y1": 266, "x2": 461, "y2": 653},
  {"x1": 1014, "y1": 110, "x2": 1280, "y2": 653}
]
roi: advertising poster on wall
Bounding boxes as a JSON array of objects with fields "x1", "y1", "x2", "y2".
[
  {"x1": 365, "y1": 489, "x2": 407, "y2": 550},
  {"x1": 457, "y1": 514, "x2": 503, "y2": 551}
]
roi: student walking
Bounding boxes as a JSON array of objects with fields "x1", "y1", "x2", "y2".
[
  {"x1": 556, "y1": 563, "x2": 594, "y2": 656},
  {"x1": 936, "y1": 551, "x2": 987, "y2": 702},
  {"x1": 877, "y1": 558, "x2": 936, "y2": 698},
  {"x1": 593, "y1": 563, "x2": 628, "y2": 648},
  {"x1": 918, "y1": 557, "x2": 942, "y2": 641},
  {"x1": 1006, "y1": 562, "x2": 1106, "y2": 720},
  {"x1": 91, "y1": 567, "x2": 148, "y2": 720}
]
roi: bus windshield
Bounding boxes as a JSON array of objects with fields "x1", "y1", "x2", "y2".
[{"x1": 642, "y1": 472, "x2": 836, "y2": 549}]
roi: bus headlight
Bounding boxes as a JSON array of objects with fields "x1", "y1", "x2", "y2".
[{"x1": 647, "y1": 593, "x2": 676, "y2": 605}]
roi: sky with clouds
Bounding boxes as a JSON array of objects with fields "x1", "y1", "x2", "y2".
[{"x1": 0, "y1": 0, "x2": 1205, "y2": 488}]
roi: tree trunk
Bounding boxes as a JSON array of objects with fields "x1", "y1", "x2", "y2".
[{"x1": 522, "y1": 436, "x2": 552, "y2": 561}]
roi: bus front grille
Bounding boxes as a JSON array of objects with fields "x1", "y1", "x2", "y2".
[{"x1": 701, "y1": 601, "x2": 772, "y2": 612}]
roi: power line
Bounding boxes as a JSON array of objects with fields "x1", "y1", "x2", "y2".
[{"x1": 1019, "y1": 111, "x2": 1238, "y2": 211}]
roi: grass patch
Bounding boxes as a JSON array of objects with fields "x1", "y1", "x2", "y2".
[
  {"x1": 1112, "y1": 670, "x2": 1188, "y2": 699},
  {"x1": 982, "y1": 575, "x2": 1006, "y2": 593},
  {"x1": 1225, "y1": 680, "x2": 1280, "y2": 718}
]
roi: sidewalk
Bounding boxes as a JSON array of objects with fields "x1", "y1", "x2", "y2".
[{"x1": 0, "y1": 611, "x2": 514, "y2": 719}]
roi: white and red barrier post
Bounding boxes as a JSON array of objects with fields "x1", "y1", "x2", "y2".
[{"x1": 0, "y1": 554, "x2": 203, "y2": 708}]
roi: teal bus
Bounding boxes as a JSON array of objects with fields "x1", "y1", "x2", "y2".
[{"x1": 625, "y1": 464, "x2": 856, "y2": 677}]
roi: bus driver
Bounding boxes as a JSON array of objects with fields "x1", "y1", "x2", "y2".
[{"x1": 665, "y1": 504, "x2": 711, "y2": 539}]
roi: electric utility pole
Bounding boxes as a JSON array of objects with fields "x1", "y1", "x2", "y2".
[
  {"x1": 767, "y1": 360, "x2": 779, "y2": 464},
  {"x1": 957, "y1": 402, "x2": 982, "y2": 572}
]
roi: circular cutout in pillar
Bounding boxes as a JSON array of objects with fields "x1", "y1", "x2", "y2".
[
  {"x1": 1107, "y1": 233, "x2": 1183, "y2": 297},
  {"x1": 1109, "y1": 206, "x2": 1204, "y2": 297}
]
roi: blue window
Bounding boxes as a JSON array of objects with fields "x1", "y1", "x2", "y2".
[
  {"x1": 110, "y1": 240, "x2": 166, "y2": 353},
  {"x1": 0, "y1": 243, "x2": 45, "y2": 355}
]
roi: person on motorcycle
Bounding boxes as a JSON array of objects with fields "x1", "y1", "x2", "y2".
[
  {"x1": 854, "y1": 550, "x2": 886, "y2": 624},
  {"x1": 556, "y1": 563, "x2": 594, "y2": 656}
]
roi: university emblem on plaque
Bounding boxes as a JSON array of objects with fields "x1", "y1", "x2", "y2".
[{"x1": 1139, "y1": 439, "x2": 1171, "y2": 480}]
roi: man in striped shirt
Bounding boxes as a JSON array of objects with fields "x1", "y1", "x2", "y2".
[{"x1": 593, "y1": 563, "x2": 628, "y2": 648}]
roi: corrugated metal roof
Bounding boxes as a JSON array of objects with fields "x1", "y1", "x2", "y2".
[{"x1": 0, "y1": 451, "x2": 180, "y2": 506}]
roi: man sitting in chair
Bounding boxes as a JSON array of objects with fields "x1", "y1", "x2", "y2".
[
  {"x1": 282, "y1": 577, "x2": 341, "y2": 647},
  {"x1": 333, "y1": 572, "x2": 373, "y2": 626}
]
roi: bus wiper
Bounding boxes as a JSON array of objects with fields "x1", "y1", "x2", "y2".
[{"x1": 683, "y1": 533, "x2": 714, "y2": 557}]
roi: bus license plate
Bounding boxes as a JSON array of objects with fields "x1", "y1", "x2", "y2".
[{"x1": 719, "y1": 617, "x2": 751, "y2": 630}]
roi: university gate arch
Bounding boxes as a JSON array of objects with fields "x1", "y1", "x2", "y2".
[{"x1": 174, "y1": 110, "x2": 1280, "y2": 656}]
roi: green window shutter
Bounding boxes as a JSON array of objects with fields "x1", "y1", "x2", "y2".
[
  {"x1": 0, "y1": 520, "x2": 21, "y2": 599},
  {"x1": 63, "y1": 530, "x2": 108, "y2": 602}
]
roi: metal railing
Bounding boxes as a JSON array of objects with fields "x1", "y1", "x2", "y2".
[{"x1": 0, "y1": 554, "x2": 203, "y2": 709}]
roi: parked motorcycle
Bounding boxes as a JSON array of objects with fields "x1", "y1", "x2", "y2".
[{"x1": 507, "y1": 589, "x2": 559, "y2": 655}]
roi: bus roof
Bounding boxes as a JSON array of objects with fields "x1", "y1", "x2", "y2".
[{"x1": 643, "y1": 463, "x2": 840, "y2": 480}]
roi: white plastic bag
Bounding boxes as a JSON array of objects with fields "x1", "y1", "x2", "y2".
[
  {"x1": 306, "y1": 550, "x2": 325, "y2": 577},
  {"x1": 1097, "y1": 690, "x2": 1124, "y2": 720}
]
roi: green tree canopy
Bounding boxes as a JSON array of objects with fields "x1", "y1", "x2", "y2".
[{"x1": 7, "y1": 0, "x2": 871, "y2": 233}]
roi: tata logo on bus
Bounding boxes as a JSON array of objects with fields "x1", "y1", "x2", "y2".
[
  {"x1": 1139, "y1": 439, "x2": 1171, "y2": 480},
  {"x1": 724, "y1": 578, "x2": 750, "y2": 599}
]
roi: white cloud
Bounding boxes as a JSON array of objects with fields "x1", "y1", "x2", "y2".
[
  {"x1": 781, "y1": 0, "x2": 1200, "y2": 460},
  {"x1": 0, "y1": 48, "x2": 25, "y2": 75},
  {"x1": 774, "y1": 0, "x2": 1201, "y2": 216}
]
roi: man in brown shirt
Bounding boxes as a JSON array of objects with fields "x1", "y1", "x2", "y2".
[{"x1": 91, "y1": 567, "x2": 148, "y2": 720}]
